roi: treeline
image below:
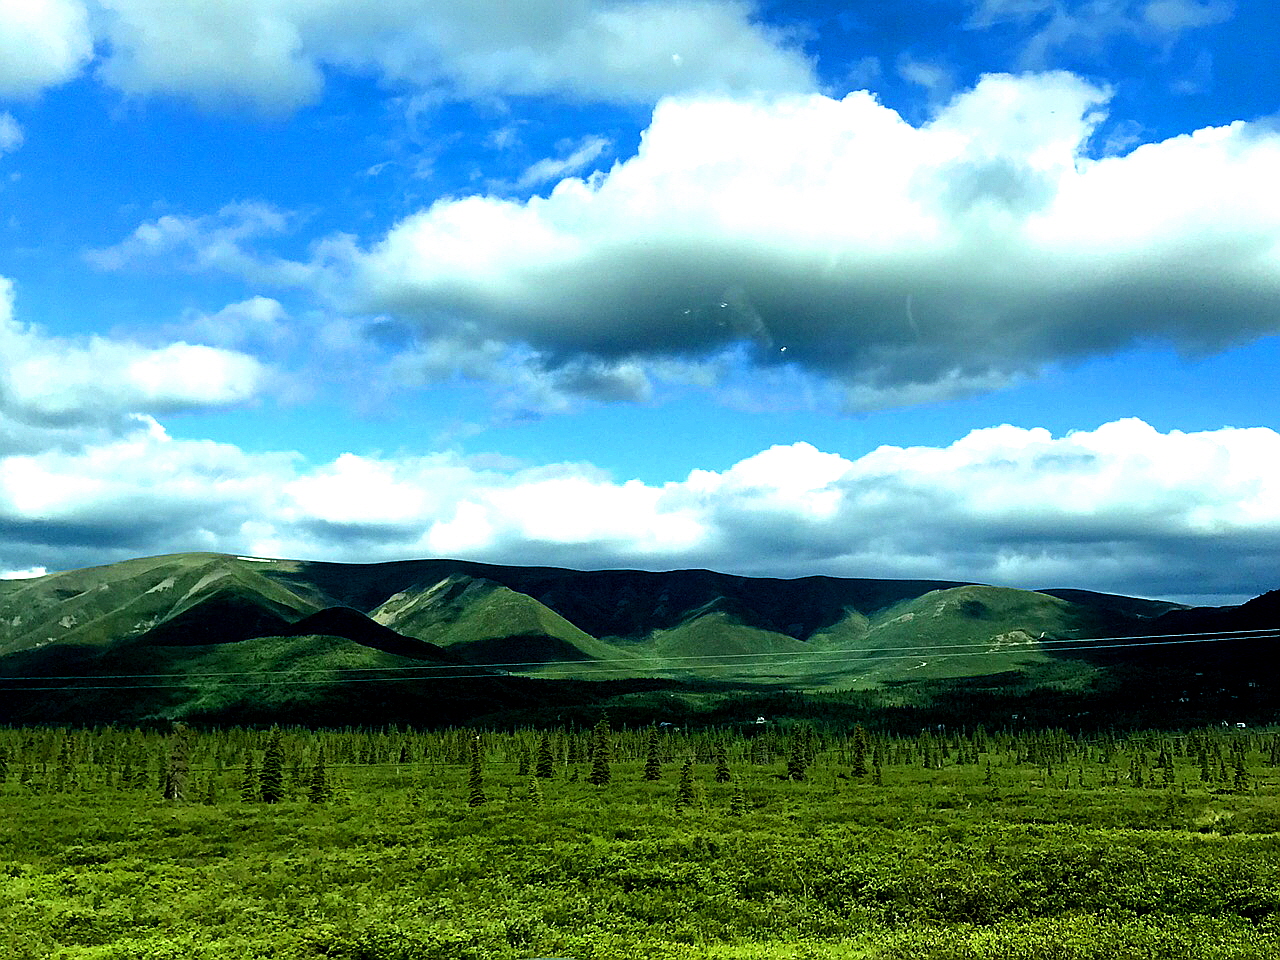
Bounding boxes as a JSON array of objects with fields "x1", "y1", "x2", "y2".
[{"x1": 2, "y1": 720, "x2": 1276, "y2": 805}]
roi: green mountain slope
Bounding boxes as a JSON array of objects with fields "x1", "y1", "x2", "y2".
[
  {"x1": 0, "y1": 553, "x2": 317, "y2": 655},
  {"x1": 4, "y1": 550, "x2": 1272, "y2": 728},
  {"x1": 370, "y1": 574, "x2": 620, "y2": 668},
  {"x1": 841, "y1": 585, "x2": 1086, "y2": 683}
]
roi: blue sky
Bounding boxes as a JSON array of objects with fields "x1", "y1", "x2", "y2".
[{"x1": 1, "y1": 0, "x2": 1278, "y2": 604}]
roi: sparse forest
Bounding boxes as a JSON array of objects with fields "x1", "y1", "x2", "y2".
[{"x1": 4, "y1": 720, "x2": 1280, "y2": 958}]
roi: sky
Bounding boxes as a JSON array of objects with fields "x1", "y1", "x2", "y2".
[{"x1": 1, "y1": 0, "x2": 1278, "y2": 605}]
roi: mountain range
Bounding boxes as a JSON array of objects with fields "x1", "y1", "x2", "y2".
[{"x1": 1, "y1": 552, "x2": 1276, "y2": 727}]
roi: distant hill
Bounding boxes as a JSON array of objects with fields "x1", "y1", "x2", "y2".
[{"x1": 0, "y1": 552, "x2": 1275, "y2": 727}]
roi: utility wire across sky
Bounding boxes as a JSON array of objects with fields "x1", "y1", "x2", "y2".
[{"x1": 1, "y1": 628, "x2": 1275, "y2": 691}]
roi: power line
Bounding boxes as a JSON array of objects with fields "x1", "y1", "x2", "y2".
[
  {"x1": 0, "y1": 629, "x2": 1275, "y2": 691},
  {"x1": 3, "y1": 626, "x2": 1276, "y2": 681}
]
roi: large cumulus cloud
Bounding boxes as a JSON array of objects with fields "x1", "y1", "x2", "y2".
[
  {"x1": 0, "y1": 0, "x2": 814, "y2": 108},
  {"x1": 2, "y1": 416, "x2": 1277, "y2": 604},
  {"x1": 328, "y1": 71, "x2": 1280, "y2": 411},
  {"x1": 0, "y1": 0, "x2": 92, "y2": 97}
]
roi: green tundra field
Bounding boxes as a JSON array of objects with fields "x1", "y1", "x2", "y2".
[{"x1": 4, "y1": 722, "x2": 1280, "y2": 960}]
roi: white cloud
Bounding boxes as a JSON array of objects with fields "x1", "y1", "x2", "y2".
[
  {"x1": 0, "y1": 565, "x2": 46, "y2": 580},
  {"x1": 323, "y1": 72, "x2": 1280, "y2": 412},
  {"x1": 896, "y1": 55, "x2": 952, "y2": 101},
  {"x1": 0, "y1": 114, "x2": 23, "y2": 156},
  {"x1": 511, "y1": 135, "x2": 612, "y2": 192},
  {"x1": 0, "y1": 276, "x2": 268, "y2": 430},
  {"x1": 84, "y1": 0, "x2": 814, "y2": 110},
  {"x1": 84, "y1": 202, "x2": 313, "y2": 286},
  {"x1": 1142, "y1": 0, "x2": 1233, "y2": 33},
  {"x1": 93, "y1": 0, "x2": 321, "y2": 110},
  {"x1": 180, "y1": 296, "x2": 291, "y2": 350},
  {"x1": 1, "y1": 416, "x2": 1277, "y2": 603},
  {"x1": 0, "y1": 0, "x2": 93, "y2": 97},
  {"x1": 967, "y1": 0, "x2": 1233, "y2": 67}
]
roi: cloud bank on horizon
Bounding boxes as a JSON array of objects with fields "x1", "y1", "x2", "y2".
[
  {"x1": 1, "y1": 0, "x2": 1278, "y2": 603},
  {"x1": 2, "y1": 416, "x2": 1277, "y2": 606}
]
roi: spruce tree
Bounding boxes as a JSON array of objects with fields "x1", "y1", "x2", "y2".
[
  {"x1": 676, "y1": 756, "x2": 695, "y2": 809},
  {"x1": 851, "y1": 724, "x2": 869, "y2": 778},
  {"x1": 308, "y1": 749, "x2": 330, "y2": 804},
  {"x1": 527, "y1": 776, "x2": 543, "y2": 808},
  {"x1": 467, "y1": 738, "x2": 486, "y2": 807},
  {"x1": 588, "y1": 719, "x2": 612, "y2": 787},
  {"x1": 787, "y1": 735, "x2": 807, "y2": 782},
  {"x1": 260, "y1": 729, "x2": 286, "y2": 804},
  {"x1": 1233, "y1": 750, "x2": 1249, "y2": 792},
  {"x1": 240, "y1": 754, "x2": 258, "y2": 802},
  {"x1": 535, "y1": 733, "x2": 555, "y2": 780},
  {"x1": 714, "y1": 746, "x2": 732, "y2": 783},
  {"x1": 162, "y1": 723, "x2": 193, "y2": 801},
  {"x1": 643, "y1": 727, "x2": 662, "y2": 781}
]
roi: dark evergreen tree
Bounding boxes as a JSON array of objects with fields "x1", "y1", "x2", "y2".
[
  {"x1": 851, "y1": 724, "x2": 869, "y2": 778},
  {"x1": 675, "y1": 757, "x2": 695, "y2": 809},
  {"x1": 467, "y1": 738, "x2": 486, "y2": 807},
  {"x1": 308, "y1": 749, "x2": 330, "y2": 804},
  {"x1": 162, "y1": 723, "x2": 193, "y2": 801},
  {"x1": 259, "y1": 728, "x2": 286, "y2": 804},
  {"x1": 535, "y1": 733, "x2": 555, "y2": 780},
  {"x1": 714, "y1": 745, "x2": 732, "y2": 783},
  {"x1": 643, "y1": 727, "x2": 662, "y2": 781},
  {"x1": 240, "y1": 754, "x2": 258, "y2": 802},
  {"x1": 1233, "y1": 750, "x2": 1249, "y2": 792},
  {"x1": 787, "y1": 735, "x2": 807, "y2": 782},
  {"x1": 588, "y1": 719, "x2": 612, "y2": 786}
]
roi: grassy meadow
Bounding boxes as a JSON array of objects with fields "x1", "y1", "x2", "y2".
[{"x1": 3, "y1": 723, "x2": 1280, "y2": 959}]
